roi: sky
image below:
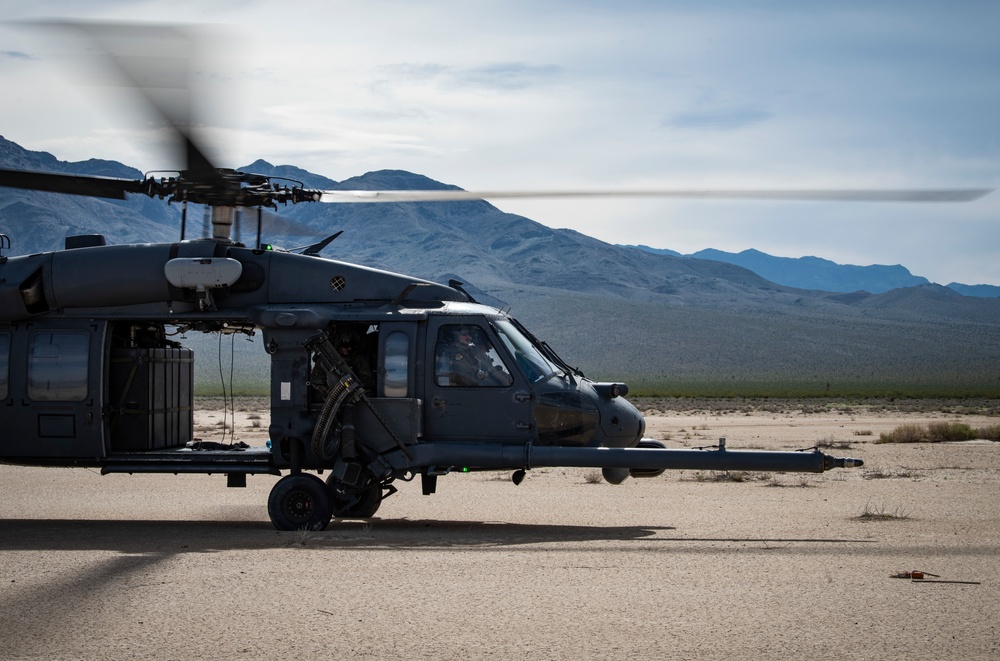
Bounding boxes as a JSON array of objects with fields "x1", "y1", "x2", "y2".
[{"x1": 1, "y1": 0, "x2": 998, "y2": 285}]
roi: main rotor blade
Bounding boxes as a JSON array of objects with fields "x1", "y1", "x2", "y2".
[
  {"x1": 319, "y1": 188, "x2": 993, "y2": 204},
  {"x1": 36, "y1": 20, "x2": 225, "y2": 186},
  {"x1": 0, "y1": 168, "x2": 137, "y2": 200}
]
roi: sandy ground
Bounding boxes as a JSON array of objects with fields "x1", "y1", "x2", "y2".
[{"x1": 2, "y1": 403, "x2": 999, "y2": 660}]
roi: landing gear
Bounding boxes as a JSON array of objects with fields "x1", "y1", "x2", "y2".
[
  {"x1": 267, "y1": 469, "x2": 390, "y2": 529},
  {"x1": 268, "y1": 473, "x2": 334, "y2": 531},
  {"x1": 327, "y1": 473, "x2": 383, "y2": 518}
]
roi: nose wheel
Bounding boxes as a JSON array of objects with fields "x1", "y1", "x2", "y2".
[{"x1": 267, "y1": 473, "x2": 334, "y2": 531}]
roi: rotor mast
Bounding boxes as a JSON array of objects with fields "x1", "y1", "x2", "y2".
[{"x1": 211, "y1": 206, "x2": 235, "y2": 242}]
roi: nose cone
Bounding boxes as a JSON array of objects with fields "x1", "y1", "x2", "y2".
[{"x1": 596, "y1": 394, "x2": 645, "y2": 448}]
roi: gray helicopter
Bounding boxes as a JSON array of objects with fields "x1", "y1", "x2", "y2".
[
  {"x1": 5, "y1": 22, "x2": 987, "y2": 531},
  {"x1": 0, "y1": 188, "x2": 867, "y2": 530}
]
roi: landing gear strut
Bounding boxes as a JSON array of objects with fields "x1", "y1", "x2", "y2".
[{"x1": 327, "y1": 472, "x2": 384, "y2": 518}]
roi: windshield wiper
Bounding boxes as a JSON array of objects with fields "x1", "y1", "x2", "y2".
[
  {"x1": 540, "y1": 340, "x2": 583, "y2": 380},
  {"x1": 511, "y1": 319, "x2": 583, "y2": 381}
]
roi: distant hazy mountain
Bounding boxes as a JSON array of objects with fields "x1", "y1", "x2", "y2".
[
  {"x1": 627, "y1": 245, "x2": 929, "y2": 293},
  {"x1": 690, "y1": 248, "x2": 929, "y2": 293},
  {"x1": 627, "y1": 244, "x2": 1000, "y2": 298},
  {"x1": 4, "y1": 135, "x2": 1000, "y2": 393},
  {"x1": 945, "y1": 282, "x2": 1000, "y2": 299}
]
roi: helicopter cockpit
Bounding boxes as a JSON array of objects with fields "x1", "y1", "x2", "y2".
[{"x1": 408, "y1": 303, "x2": 644, "y2": 450}]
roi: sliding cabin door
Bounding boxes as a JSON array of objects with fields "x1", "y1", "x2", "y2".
[{"x1": 1, "y1": 321, "x2": 107, "y2": 461}]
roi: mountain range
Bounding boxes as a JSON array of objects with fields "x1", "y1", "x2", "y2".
[
  {"x1": 625, "y1": 245, "x2": 999, "y2": 298},
  {"x1": 3, "y1": 135, "x2": 1000, "y2": 395}
]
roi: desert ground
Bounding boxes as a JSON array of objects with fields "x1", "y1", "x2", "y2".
[{"x1": 2, "y1": 398, "x2": 998, "y2": 659}]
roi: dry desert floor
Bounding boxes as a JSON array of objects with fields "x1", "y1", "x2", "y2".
[{"x1": 2, "y1": 398, "x2": 999, "y2": 659}]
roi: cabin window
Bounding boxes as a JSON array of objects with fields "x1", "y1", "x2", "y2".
[
  {"x1": 28, "y1": 331, "x2": 89, "y2": 401},
  {"x1": 0, "y1": 332, "x2": 9, "y2": 399},
  {"x1": 383, "y1": 331, "x2": 409, "y2": 397},
  {"x1": 435, "y1": 324, "x2": 513, "y2": 387}
]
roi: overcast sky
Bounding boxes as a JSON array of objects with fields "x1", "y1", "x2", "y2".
[{"x1": 1, "y1": 1, "x2": 998, "y2": 285}]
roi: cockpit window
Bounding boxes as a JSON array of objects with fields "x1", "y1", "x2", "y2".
[
  {"x1": 435, "y1": 324, "x2": 513, "y2": 387},
  {"x1": 492, "y1": 319, "x2": 561, "y2": 384}
]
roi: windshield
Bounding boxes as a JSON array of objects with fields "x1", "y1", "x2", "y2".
[{"x1": 492, "y1": 318, "x2": 562, "y2": 384}]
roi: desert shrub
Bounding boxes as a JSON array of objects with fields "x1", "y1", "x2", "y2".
[
  {"x1": 877, "y1": 423, "x2": 926, "y2": 443},
  {"x1": 855, "y1": 498, "x2": 911, "y2": 520},
  {"x1": 926, "y1": 421, "x2": 976, "y2": 442},
  {"x1": 975, "y1": 424, "x2": 1000, "y2": 441},
  {"x1": 877, "y1": 421, "x2": 1000, "y2": 443},
  {"x1": 817, "y1": 436, "x2": 853, "y2": 449}
]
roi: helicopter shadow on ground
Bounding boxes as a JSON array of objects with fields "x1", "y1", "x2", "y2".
[
  {"x1": 0, "y1": 518, "x2": 678, "y2": 554},
  {"x1": 312, "y1": 519, "x2": 885, "y2": 555},
  {"x1": 0, "y1": 517, "x2": 886, "y2": 556}
]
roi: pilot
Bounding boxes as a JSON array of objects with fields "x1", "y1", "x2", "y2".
[{"x1": 445, "y1": 325, "x2": 511, "y2": 387}]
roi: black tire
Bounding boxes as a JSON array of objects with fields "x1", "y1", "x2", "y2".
[
  {"x1": 326, "y1": 473, "x2": 382, "y2": 518},
  {"x1": 268, "y1": 473, "x2": 334, "y2": 531}
]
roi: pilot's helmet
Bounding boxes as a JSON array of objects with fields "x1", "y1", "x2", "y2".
[{"x1": 454, "y1": 326, "x2": 477, "y2": 342}]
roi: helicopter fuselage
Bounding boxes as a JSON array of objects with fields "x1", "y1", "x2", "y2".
[
  {"x1": 0, "y1": 237, "x2": 643, "y2": 461},
  {"x1": 0, "y1": 236, "x2": 860, "y2": 529}
]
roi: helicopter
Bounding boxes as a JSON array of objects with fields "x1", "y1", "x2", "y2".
[{"x1": 1, "y1": 22, "x2": 988, "y2": 531}]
